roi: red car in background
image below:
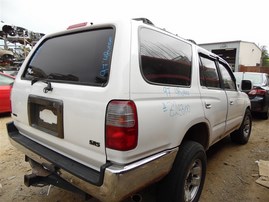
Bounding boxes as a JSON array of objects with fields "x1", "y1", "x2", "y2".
[{"x1": 0, "y1": 72, "x2": 15, "y2": 113}]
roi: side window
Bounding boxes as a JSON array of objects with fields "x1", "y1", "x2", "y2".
[
  {"x1": 139, "y1": 28, "x2": 192, "y2": 86},
  {"x1": 218, "y1": 62, "x2": 236, "y2": 90},
  {"x1": 199, "y1": 55, "x2": 220, "y2": 88}
]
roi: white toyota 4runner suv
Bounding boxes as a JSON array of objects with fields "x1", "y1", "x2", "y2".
[{"x1": 7, "y1": 18, "x2": 252, "y2": 202}]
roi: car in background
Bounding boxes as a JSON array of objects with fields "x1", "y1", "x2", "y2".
[
  {"x1": 0, "y1": 72, "x2": 15, "y2": 113},
  {"x1": 0, "y1": 66, "x2": 20, "y2": 77},
  {"x1": 234, "y1": 72, "x2": 269, "y2": 119},
  {"x1": 0, "y1": 49, "x2": 14, "y2": 66}
]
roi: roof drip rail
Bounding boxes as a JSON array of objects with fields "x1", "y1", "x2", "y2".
[{"x1": 133, "y1": 18, "x2": 154, "y2": 26}]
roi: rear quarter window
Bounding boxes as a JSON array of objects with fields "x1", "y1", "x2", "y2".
[
  {"x1": 139, "y1": 28, "x2": 192, "y2": 86},
  {"x1": 23, "y1": 28, "x2": 115, "y2": 86}
]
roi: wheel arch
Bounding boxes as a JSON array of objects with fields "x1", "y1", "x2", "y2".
[{"x1": 182, "y1": 122, "x2": 210, "y2": 150}]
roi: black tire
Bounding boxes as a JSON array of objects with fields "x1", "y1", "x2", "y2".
[
  {"x1": 230, "y1": 109, "x2": 252, "y2": 144},
  {"x1": 260, "y1": 107, "x2": 269, "y2": 120},
  {"x1": 157, "y1": 141, "x2": 206, "y2": 202}
]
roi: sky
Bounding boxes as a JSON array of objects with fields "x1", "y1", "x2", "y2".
[{"x1": 1, "y1": 0, "x2": 269, "y2": 50}]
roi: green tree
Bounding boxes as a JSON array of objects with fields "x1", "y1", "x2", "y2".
[{"x1": 261, "y1": 46, "x2": 269, "y2": 67}]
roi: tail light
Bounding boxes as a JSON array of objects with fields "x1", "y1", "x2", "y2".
[
  {"x1": 105, "y1": 100, "x2": 138, "y2": 151},
  {"x1": 248, "y1": 88, "x2": 266, "y2": 96}
]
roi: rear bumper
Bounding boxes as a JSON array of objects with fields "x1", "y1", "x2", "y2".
[
  {"x1": 250, "y1": 96, "x2": 268, "y2": 113},
  {"x1": 7, "y1": 121, "x2": 178, "y2": 202}
]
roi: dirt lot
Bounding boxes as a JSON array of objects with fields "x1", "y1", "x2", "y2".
[{"x1": 0, "y1": 114, "x2": 268, "y2": 202}]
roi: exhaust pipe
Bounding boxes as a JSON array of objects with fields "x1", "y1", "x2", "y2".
[{"x1": 131, "y1": 194, "x2": 142, "y2": 202}]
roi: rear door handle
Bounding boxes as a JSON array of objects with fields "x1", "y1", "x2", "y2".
[
  {"x1": 205, "y1": 103, "x2": 212, "y2": 109},
  {"x1": 230, "y1": 100, "x2": 234, "y2": 105}
]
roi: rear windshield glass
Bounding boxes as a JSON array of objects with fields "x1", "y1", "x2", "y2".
[
  {"x1": 139, "y1": 28, "x2": 192, "y2": 86},
  {"x1": 23, "y1": 28, "x2": 115, "y2": 86}
]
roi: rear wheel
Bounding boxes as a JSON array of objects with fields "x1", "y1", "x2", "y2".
[
  {"x1": 157, "y1": 141, "x2": 206, "y2": 202},
  {"x1": 260, "y1": 106, "x2": 269, "y2": 120},
  {"x1": 230, "y1": 109, "x2": 252, "y2": 144}
]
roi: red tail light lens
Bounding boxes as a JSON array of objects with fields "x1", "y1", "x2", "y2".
[
  {"x1": 106, "y1": 100, "x2": 138, "y2": 151},
  {"x1": 248, "y1": 89, "x2": 266, "y2": 96}
]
